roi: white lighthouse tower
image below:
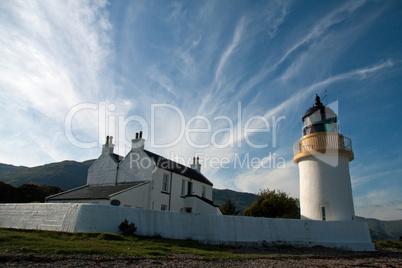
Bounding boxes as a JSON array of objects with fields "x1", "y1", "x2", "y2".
[{"x1": 293, "y1": 95, "x2": 355, "y2": 221}]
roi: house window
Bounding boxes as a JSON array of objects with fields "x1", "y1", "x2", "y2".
[
  {"x1": 187, "y1": 181, "x2": 193, "y2": 195},
  {"x1": 162, "y1": 173, "x2": 169, "y2": 192},
  {"x1": 202, "y1": 186, "x2": 206, "y2": 198},
  {"x1": 161, "y1": 204, "x2": 167, "y2": 211},
  {"x1": 181, "y1": 179, "x2": 186, "y2": 196},
  {"x1": 322, "y1": 207, "x2": 326, "y2": 221}
]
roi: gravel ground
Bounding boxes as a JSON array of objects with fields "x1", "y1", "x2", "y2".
[{"x1": 1, "y1": 248, "x2": 401, "y2": 267}]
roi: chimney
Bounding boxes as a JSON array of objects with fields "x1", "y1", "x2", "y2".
[
  {"x1": 191, "y1": 156, "x2": 201, "y2": 173},
  {"x1": 102, "y1": 135, "x2": 115, "y2": 154},
  {"x1": 132, "y1": 132, "x2": 145, "y2": 151}
]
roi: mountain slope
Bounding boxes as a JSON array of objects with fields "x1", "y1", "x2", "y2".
[
  {"x1": 356, "y1": 216, "x2": 402, "y2": 240},
  {"x1": 212, "y1": 188, "x2": 257, "y2": 214},
  {"x1": 0, "y1": 160, "x2": 94, "y2": 190},
  {"x1": 0, "y1": 163, "x2": 28, "y2": 173}
]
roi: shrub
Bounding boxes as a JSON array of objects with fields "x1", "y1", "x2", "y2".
[
  {"x1": 97, "y1": 233, "x2": 125, "y2": 241},
  {"x1": 119, "y1": 219, "x2": 137, "y2": 236},
  {"x1": 243, "y1": 189, "x2": 300, "y2": 219}
]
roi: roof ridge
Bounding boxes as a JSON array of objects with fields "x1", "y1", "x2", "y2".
[
  {"x1": 144, "y1": 149, "x2": 188, "y2": 168},
  {"x1": 143, "y1": 150, "x2": 213, "y2": 186}
]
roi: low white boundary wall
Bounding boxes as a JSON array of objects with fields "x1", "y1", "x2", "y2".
[{"x1": 0, "y1": 203, "x2": 374, "y2": 251}]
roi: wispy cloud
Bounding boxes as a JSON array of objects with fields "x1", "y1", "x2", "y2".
[
  {"x1": 0, "y1": 0, "x2": 112, "y2": 165},
  {"x1": 263, "y1": 60, "x2": 396, "y2": 119},
  {"x1": 215, "y1": 17, "x2": 246, "y2": 83},
  {"x1": 264, "y1": 0, "x2": 290, "y2": 38},
  {"x1": 277, "y1": 0, "x2": 366, "y2": 68}
]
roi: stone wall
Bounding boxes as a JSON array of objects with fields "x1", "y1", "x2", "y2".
[{"x1": 0, "y1": 203, "x2": 374, "y2": 251}]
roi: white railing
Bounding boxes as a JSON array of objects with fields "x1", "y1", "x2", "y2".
[{"x1": 293, "y1": 133, "x2": 353, "y2": 155}]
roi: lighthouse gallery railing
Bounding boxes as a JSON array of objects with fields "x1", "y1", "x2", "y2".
[{"x1": 293, "y1": 133, "x2": 353, "y2": 156}]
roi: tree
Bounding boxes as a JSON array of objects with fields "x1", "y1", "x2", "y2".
[
  {"x1": 0, "y1": 182, "x2": 16, "y2": 202},
  {"x1": 0, "y1": 182, "x2": 62, "y2": 203},
  {"x1": 219, "y1": 198, "x2": 240, "y2": 215},
  {"x1": 16, "y1": 183, "x2": 43, "y2": 203},
  {"x1": 243, "y1": 189, "x2": 300, "y2": 219}
]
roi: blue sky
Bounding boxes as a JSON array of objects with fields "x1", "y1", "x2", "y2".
[{"x1": 0, "y1": 0, "x2": 401, "y2": 220}]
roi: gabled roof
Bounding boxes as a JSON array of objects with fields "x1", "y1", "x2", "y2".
[
  {"x1": 185, "y1": 195, "x2": 219, "y2": 207},
  {"x1": 110, "y1": 153, "x2": 124, "y2": 163},
  {"x1": 144, "y1": 150, "x2": 213, "y2": 186},
  {"x1": 46, "y1": 182, "x2": 146, "y2": 201}
]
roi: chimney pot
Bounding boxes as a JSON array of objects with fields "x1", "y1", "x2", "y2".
[
  {"x1": 191, "y1": 156, "x2": 201, "y2": 173},
  {"x1": 103, "y1": 136, "x2": 114, "y2": 154},
  {"x1": 131, "y1": 132, "x2": 145, "y2": 150}
]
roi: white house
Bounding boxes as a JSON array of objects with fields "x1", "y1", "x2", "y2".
[{"x1": 46, "y1": 132, "x2": 222, "y2": 215}]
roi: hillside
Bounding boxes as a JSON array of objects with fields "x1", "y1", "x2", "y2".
[
  {"x1": 0, "y1": 160, "x2": 401, "y2": 240},
  {"x1": 0, "y1": 163, "x2": 29, "y2": 173},
  {"x1": 212, "y1": 188, "x2": 257, "y2": 214},
  {"x1": 356, "y1": 216, "x2": 402, "y2": 240},
  {"x1": 0, "y1": 160, "x2": 94, "y2": 190}
]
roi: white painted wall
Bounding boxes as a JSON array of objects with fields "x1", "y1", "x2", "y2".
[
  {"x1": 169, "y1": 172, "x2": 187, "y2": 211},
  {"x1": 190, "y1": 178, "x2": 213, "y2": 200},
  {"x1": 299, "y1": 153, "x2": 355, "y2": 221},
  {"x1": 110, "y1": 182, "x2": 151, "y2": 208},
  {"x1": 0, "y1": 203, "x2": 80, "y2": 232},
  {"x1": 150, "y1": 167, "x2": 170, "y2": 211},
  {"x1": 0, "y1": 204, "x2": 374, "y2": 251},
  {"x1": 87, "y1": 150, "x2": 118, "y2": 185},
  {"x1": 150, "y1": 167, "x2": 216, "y2": 213},
  {"x1": 117, "y1": 150, "x2": 154, "y2": 183}
]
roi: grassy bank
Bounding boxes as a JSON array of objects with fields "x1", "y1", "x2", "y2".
[
  {"x1": 374, "y1": 239, "x2": 402, "y2": 251},
  {"x1": 0, "y1": 228, "x2": 262, "y2": 259},
  {"x1": 1, "y1": 228, "x2": 400, "y2": 260}
]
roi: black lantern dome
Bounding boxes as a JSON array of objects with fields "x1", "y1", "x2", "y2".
[{"x1": 302, "y1": 94, "x2": 338, "y2": 136}]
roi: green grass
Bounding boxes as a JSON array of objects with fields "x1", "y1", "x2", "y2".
[
  {"x1": 2, "y1": 228, "x2": 399, "y2": 260},
  {"x1": 375, "y1": 239, "x2": 402, "y2": 251},
  {"x1": 0, "y1": 228, "x2": 263, "y2": 259}
]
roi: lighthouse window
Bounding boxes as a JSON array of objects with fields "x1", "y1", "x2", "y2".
[
  {"x1": 315, "y1": 124, "x2": 326, "y2": 133},
  {"x1": 309, "y1": 112, "x2": 321, "y2": 124},
  {"x1": 303, "y1": 117, "x2": 312, "y2": 127},
  {"x1": 325, "y1": 123, "x2": 338, "y2": 132},
  {"x1": 322, "y1": 207, "x2": 326, "y2": 221}
]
